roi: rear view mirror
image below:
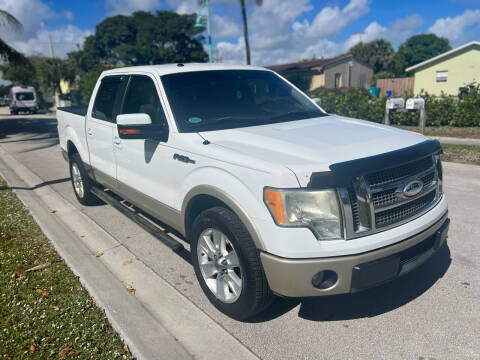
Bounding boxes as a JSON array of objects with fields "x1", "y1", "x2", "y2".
[
  {"x1": 312, "y1": 97, "x2": 322, "y2": 106},
  {"x1": 116, "y1": 113, "x2": 168, "y2": 142}
]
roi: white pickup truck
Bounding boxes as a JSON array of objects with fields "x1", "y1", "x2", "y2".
[{"x1": 57, "y1": 63, "x2": 449, "y2": 320}]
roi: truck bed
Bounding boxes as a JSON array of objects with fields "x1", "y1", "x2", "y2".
[{"x1": 57, "y1": 106, "x2": 89, "y2": 164}]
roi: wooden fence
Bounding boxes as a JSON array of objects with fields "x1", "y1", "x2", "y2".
[{"x1": 377, "y1": 77, "x2": 414, "y2": 97}]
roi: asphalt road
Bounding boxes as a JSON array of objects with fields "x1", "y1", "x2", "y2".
[{"x1": 1, "y1": 110, "x2": 479, "y2": 360}]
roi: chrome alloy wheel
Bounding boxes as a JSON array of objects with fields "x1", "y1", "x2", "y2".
[
  {"x1": 71, "y1": 162, "x2": 84, "y2": 199},
  {"x1": 197, "y1": 228, "x2": 243, "y2": 303}
]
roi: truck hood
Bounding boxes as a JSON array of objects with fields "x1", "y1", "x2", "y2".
[{"x1": 199, "y1": 115, "x2": 428, "y2": 186}]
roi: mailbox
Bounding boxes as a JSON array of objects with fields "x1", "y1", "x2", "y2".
[
  {"x1": 386, "y1": 98, "x2": 404, "y2": 110},
  {"x1": 406, "y1": 98, "x2": 425, "y2": 110},
  {"x1": 311, "y1": 97, "x2": 322, "y2": 106}
]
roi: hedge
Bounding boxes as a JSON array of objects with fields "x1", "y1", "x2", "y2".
[{"x1": 309, "y1": 86, "x2": 480, "y2": 127}]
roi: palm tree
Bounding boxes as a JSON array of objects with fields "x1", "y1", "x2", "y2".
[
  {"x1": 239, "y1": 0, "x2": 262, "y2": 65},
  {"x1": 0, "y1": 10, "x2": 24, "y2": 63}
]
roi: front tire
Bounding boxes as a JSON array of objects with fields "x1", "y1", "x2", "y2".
[
  {"x1": 191, "y1": 206, "x2": 273, "y2": 320},
  {"x1": 69, "y1": 153, "x2": 99, "y2": 206}
]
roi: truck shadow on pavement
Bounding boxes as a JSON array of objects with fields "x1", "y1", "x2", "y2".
[
  {"x1": 0, "y1": 117, "x2": 59, "y2": 153},
  {"x1": 0, "y1": 177, "x2": 71, "y2": 191},
  {"x1": 249, "y1": 244, "x2": 451, "y2": 323}
]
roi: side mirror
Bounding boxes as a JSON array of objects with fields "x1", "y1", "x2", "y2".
[
  {"x1": 117, "y1": 113, "x2": 152, "y2": 126},
  {"x1": 116, "y1": 113, "x2": 168, "y2": 142},
  {"x1": 312, "y1": 97, "x2": 322, "y2": 106}
]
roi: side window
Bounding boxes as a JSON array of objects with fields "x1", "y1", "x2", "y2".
[
  {"x1": 92, "y1": 76, "x2": 123, "y2": 122},
  {"x1": 120, "y1": 75, "x2": 167, "y2": 126}
]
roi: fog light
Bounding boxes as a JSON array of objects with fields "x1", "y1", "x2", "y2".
[{"x1": 312, "y1": 270, "x2": 338, "y2": 289}]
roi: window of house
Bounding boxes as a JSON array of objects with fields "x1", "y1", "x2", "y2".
[
  {"x1": 358, "y1": 73, "x2": 366, "y2": 88},
  {"x1": 334, "y1": 73, "x2": 342, "y2": 88},
  {"x1": 436, "y1": 71, "x2": 448, "y2": 82}
]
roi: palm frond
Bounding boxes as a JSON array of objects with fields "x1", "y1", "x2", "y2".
[
  {"x1": 0, "y1": 10, "x2": 23, "y2": 33},
  {"x1": 0, "y1": 37, "x2": 27, "y2": 64}
]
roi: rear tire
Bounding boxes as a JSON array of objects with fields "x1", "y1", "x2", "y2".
[
  {"x1": 191, "y1": 206, "x2": 273, "y2": 320},
  {"x1": 69, "y1": 153, "x2": 99, "y2": 206}
]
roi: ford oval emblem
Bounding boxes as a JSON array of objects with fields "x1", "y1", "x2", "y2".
[{"x1": 403, "y1": 180, "x2": 423, "y2": 197}]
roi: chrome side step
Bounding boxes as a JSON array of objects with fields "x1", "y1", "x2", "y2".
[{"x1": 91, "y1": 186, "x2": 185, "y2": 253}]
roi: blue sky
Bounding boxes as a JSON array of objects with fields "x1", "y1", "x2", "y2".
[{"x1": 1, "y1": 0, "x2": 480, "y2": 65}]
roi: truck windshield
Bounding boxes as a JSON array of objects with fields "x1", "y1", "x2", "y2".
[
  {"x1": 16, "y1": 92, "x2": 34, "y2": 101},
  {"x1": 161, "y1": 70, "x2": 326, "y2": 132}
]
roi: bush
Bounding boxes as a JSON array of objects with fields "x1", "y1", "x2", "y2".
[{"x1": 309, "y1": 86, "x2": 480, "y2": 127}]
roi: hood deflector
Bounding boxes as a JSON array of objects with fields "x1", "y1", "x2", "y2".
[{"x1": 307, "y1": 140, "x2": 442, "y2": 189}]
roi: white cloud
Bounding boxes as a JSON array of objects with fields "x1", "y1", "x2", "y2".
[
  {"x1": 0, "y1": 0, "x2": 52, "y2": 39},
  {"x1": 0, "y1": 0, "x2": 90, "y2": 58},
  {"x1": 217, "y1": 0, "x2": 370, "y2": 65},
  {"x1": 63, "y1": 11, "x2": 74, "y2": 20},
  {"x1": 212, "y1": 15, "x2": 241, "y2": 38},
  {"x1": 342, "y1": 14, "x2": 424, "y2": 50},
  {"x1": 293, "y1": 0, "x2": 369, "y2": 39},
  {"x1": 105, "y1": 0, "x2": 160, "y2": 14},
  {"x1": 12, "y1": 25, "x2": 92, "y2": 58},
  {"x1": 428, "y1": 9, "x2": 480, "y2": 43}
]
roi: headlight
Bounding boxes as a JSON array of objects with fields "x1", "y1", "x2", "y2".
[{"x1": 264, "y1": 188, "x2": 343, "y2": 240}]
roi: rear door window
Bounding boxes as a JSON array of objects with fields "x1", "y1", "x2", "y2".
[
  {"x1": 92, "y1": 76, "x2": 123, "y2": 122},
  {"x1": 16, "y1": 92, "x2": 34, "y2": 101}
]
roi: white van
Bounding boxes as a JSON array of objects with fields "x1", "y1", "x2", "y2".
[{"x1": 9, "y1": 86, "x2": 38, "y2": 115}]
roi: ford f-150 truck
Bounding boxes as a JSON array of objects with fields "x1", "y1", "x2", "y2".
[{"x1": 57, "y1": 63, "x2": 449, "y2": 320}]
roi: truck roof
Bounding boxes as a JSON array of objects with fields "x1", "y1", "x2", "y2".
[
  {"x1": 11, "y1": 85, "x2": 35, "y2": 92},
  {"x1": 101, "y1": 63, "x2": 269, "y2": 77}
]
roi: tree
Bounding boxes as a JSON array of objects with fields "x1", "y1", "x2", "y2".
[
  {"x1": 349, "y1": 39, "x2": 395, "y2": 73},
  {"x1": 239, "y1": 0, "x2": 262, "y2": 65},
  {"x1": 0, "y1": 10, "x2": 21, "y2": 61},
  {"x1": 34, "y1": 57, "x2": 75, "y2": 96},
  {"x1": 391, "y1": 34, "x2": 451, "y2": 76},
  {"x1": 68, "y1": 11, "x2": 207, "y2": 72}
]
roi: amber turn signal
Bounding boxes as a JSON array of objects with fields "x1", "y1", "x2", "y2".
[{"x1": 264, "y1": 188, "x2": 285, "y2": 224}]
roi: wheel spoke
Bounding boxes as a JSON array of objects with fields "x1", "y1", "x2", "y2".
[
  {"x1": 211, "y1": 229, "x2": 223, "y2": 252},
  {"x1": 216, "y1": 274, "x2": 227, "y2": 300},
  {"x1": 200, "y1": 262, "x2": 218, "y2": 278},
  {"x1": 224, "y1": 272, "x2": 241, "y2": 297},
  {"x1": 200, "y1": 235, "x2": 216, "y2": 258},
  {"x1": 225, "y1": 251, "x2": 240, "y2": 268}
]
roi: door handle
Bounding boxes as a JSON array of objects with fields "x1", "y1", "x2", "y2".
[
  {"x1": 113, "y1": 136, "x2": 121, "y2": 145},
  {"x1": 87, "y1": 128, "x2": 94, "y2": 136}
]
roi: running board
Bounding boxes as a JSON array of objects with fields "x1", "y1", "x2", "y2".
[{"x1": 91, "y1": 187, "x2": 184, "y2": 252}]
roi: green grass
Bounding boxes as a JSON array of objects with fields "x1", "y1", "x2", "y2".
[
  {"x1": 0, "y1": 178, "x2": 132, "y2": 359},
  {"x1": 441, "y1": 144, "x2": 480, "y2": 166},
  {"x1": 396, "y1": 126, "x2": 480, "y2": 139}
]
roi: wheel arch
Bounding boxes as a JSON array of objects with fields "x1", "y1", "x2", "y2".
[{"x1": 182, "y1": 185, "x2": 266, "y2": 251}]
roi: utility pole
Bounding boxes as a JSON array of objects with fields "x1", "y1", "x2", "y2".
[
  {"x1": 48, "y1": 36, "x2": 55, "y2": 58},
  {"x1": 195, "y1": 0, "x2": 213, "y2": 63}
]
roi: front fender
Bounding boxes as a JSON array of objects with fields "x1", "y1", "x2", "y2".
[{"x1": 179, "y1": 167, "x2": 274, "y2": 251}]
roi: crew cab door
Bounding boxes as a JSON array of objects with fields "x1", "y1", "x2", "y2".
[
  {"x1": 86, "y1": 75, "x2": 126, "y2": 190},
  {"x1": 113, "y1": 74, "x2": 181, "y2": 226}
]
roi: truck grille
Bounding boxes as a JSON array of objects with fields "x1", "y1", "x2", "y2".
[
  {"x1": 366, "y1": 156, "x2": 433, "y2": 187},
  {"x1": 375, "y1": 190, "x2": 436, "y2": 227},
  {"x1": 343, "y1": 154, "x2": 441, "y2": 239}
]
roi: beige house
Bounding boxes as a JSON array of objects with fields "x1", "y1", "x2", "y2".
[
  {"x1": 268, "y1": 54, "x2": 374, "y2": 92},
  {"x1": 406, "y1": 41, "x2": 480, "y2": 96}
]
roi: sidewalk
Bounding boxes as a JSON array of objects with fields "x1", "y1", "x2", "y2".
[
  {"x1": 430, "y1": 136, "x2": 480, "y2": 146},
  {"x1": 0, "y1": 144, "x2": 259, "y2": 360}
]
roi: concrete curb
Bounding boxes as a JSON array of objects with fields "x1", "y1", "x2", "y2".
[{"x1": 0, "y1": 144, "x2": 260, "y2": 360}]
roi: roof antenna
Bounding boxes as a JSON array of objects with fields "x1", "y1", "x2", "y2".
[{"x1": 177, "y1": 63, "x2": 184, "y2": 67}]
